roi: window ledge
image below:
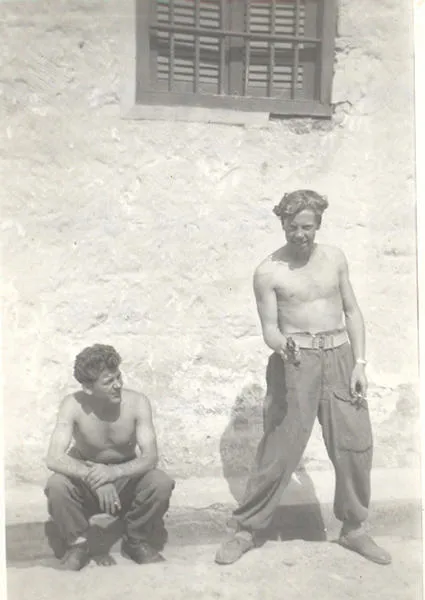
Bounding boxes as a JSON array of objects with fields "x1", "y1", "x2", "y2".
[{"x1": 122, "y1": 103, "x2": 271, "y2": 126}]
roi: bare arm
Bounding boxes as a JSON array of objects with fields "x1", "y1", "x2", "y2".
[
  {"x1": 110, "y1": 394, "x2": 158, "y2": 480},
  {"x1": 338, "y1": 250, "x2": 368, "y2": 396},
  {"x1": 253, "y1": 266, "x2": 287, "y2": 353},
  {"x1": 338, "y1": 251, "x2": 366, "y2": 361},
  {"x1": 45, "y1": 396, "x2": 91, "y2": 480}
]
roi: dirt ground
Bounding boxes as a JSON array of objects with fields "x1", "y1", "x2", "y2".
[{"x1": 6, "y1": 537, "x2": 423, "y2": 600}]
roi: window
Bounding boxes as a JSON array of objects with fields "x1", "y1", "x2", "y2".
[{"x1": 135, "y1": 0, "x2": 337, "y2": 117}]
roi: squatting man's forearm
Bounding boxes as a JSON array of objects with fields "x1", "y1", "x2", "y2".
[
  {"x1": 108, "y1": 456, "x2": 158, "y2": 479},
  {"x1": 47, "y1": 454, "x2": 157, "y2": 483},
  {"x1": 46, "y1": 455, "x2": 92, "y2": 480}
]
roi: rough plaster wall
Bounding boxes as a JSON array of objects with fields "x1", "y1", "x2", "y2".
[{"x1": 0, "y1": 0, "x2": 418, "y2": 487}]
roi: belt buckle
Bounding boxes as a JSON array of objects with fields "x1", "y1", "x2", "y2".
[{"x1": 312, "y1": 334, "x2": 327, "y2": 349}]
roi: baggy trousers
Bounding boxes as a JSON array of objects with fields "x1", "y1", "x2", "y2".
[
  {"x1": 233, "y1": 342, "x2": 373, "y2": 533},
  {"x1": 45, "y1": 469, "x2": 175, "y2": 547}
]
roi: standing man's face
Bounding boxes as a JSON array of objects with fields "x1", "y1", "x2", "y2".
[
  {"x1": 283, "y1": 209, "x2": 319, "y2": 255},
  {"x1": 89, "y1": 369, "x2": 123, "y2": 404}
]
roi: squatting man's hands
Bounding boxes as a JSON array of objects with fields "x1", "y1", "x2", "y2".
[
  {"x1": 95, "y1": 483, "x2": 121, "y2": 515},
  {"x1": 84, "y1": 463, "x2": 117, "y2": 490}
]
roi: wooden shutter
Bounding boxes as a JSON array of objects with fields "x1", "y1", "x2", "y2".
[
  {"x1": 245, "y1": 0, "x2": 321, "y2": 100},
  {"x1": 247, "y1": 1, "x2": 304, "y2": 97},
  {"x1": 151, "y1": 0, "x2": 224, "y2": 95}
]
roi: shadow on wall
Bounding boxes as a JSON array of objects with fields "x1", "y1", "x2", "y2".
[{"x1": 219, "y1": 355, "x2": 326, "y2": 542}]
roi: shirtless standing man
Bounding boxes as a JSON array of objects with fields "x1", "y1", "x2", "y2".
[
  {"x1": 45, "y1": 344, "x2": 174, "y2": 570},
  {"x1": 216, "y1": 190, "x2": 391, "y2": 566}
]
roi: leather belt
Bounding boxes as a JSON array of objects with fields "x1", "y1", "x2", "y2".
[{"x1": 288, "y1": 329, "x2": 348, "y2": 350}]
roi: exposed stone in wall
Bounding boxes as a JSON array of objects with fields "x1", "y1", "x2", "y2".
[
  {"x1": 0, "y1": 0, "x2": 417, "y2": 486},
  {"x1": 333, "y1": 0, "x2": 414, "y2": 117}
]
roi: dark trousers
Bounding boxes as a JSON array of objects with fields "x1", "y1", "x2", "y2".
[
  {"x1": 233, "y1": 343, "x2": 373, "y2": 533},
  {"x1": 45, "y1": 469, "x2": 175, "y2": 547}
]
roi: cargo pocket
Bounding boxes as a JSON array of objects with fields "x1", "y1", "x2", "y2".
[{"x1": 332, "y1": 389, "x2": 373, "y2": 452}]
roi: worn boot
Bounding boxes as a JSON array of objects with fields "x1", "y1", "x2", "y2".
[
  {"x1": 58, "y1": 542, "x2": 90, "y2": 571},
  {"x1": 121, "y1": 540, "x2": 165, "y2": 564},
  {"x1": 215, "y1": 531, "x2": 255, "y2": 565},
  {"x1": 339, "y1": 530, "x2": 392, "y2": 565}
]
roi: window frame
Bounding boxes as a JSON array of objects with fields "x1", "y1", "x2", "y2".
[{"x1": 129, "y1": 0, "x2": 337, "y2": 118}]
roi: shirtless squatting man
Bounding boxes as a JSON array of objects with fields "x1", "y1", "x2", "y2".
[{"x1": 45, "y1": 345, "x2": 174, "y2": 570}]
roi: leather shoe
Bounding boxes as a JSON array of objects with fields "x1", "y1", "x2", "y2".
[
  {"x1": 58, "y1": 544, "x2": 90, "y2": 571},
  {"x1": 215, "y1": 532, "x2": 255, "y2": 565},
  {"x1": 339, "y1": 532, "x2": 392, "y2": 565},
  {"x1": 121, "y1": 540, "x2": 165, "y2": 564}
]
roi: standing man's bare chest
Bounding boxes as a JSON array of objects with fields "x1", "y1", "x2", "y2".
[{"x1": 275, "y1": 256, "x2": 340, "y2": 303}]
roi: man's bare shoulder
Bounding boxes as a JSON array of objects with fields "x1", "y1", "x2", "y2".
[
  {"x1": 57, "y1": 393, "x2": 80, "y2": 420},
  {"x1": 254, "y1": 262, "x2": 277, "y2": 295},
  {"x1": 254, "y1": 249, "x2": 286, "y2": 281},
  {"x1": 317, "y1": 244, "x2": 347, "y2": 265},
  {"x1": 122, "y1": 389, "x2": 152, "y2": 413}
]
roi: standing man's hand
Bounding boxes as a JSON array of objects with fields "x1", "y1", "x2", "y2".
[
  {"x1": 350, "y1": 364, "x2": 368, "y2": 399},
  {"x1": 95, "y1": 483, "x2": 121, "y2": 515},
  {"x1": 279, "y1": 337, "x2": 300, "y2": 365},
  {"x1": 85, "y1": 464, "x2": 117, "y2": 490}
]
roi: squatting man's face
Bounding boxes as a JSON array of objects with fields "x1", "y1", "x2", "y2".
[{"x1": 87, "y1": 369, "x2": 123, "y2": 404}]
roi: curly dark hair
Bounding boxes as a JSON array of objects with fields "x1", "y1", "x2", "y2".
[
  {"x1": 73, "y1": 344, "x2": 122, "y2": 385},
  {"x1": 273, "y1": 190, "x2": 329, "y2": 226}
]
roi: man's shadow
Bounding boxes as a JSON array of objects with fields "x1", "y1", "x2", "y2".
[{"x1": 220, "y1": 355, "x2": 326, "y2": 543}]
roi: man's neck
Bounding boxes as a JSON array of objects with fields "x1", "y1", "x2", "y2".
[
  {"x1": 286, "y1": 242, "x2": 316, "y2": 267},
  {"x1": 86, "y1": 396, "x2": 121, "y2": 421}
]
